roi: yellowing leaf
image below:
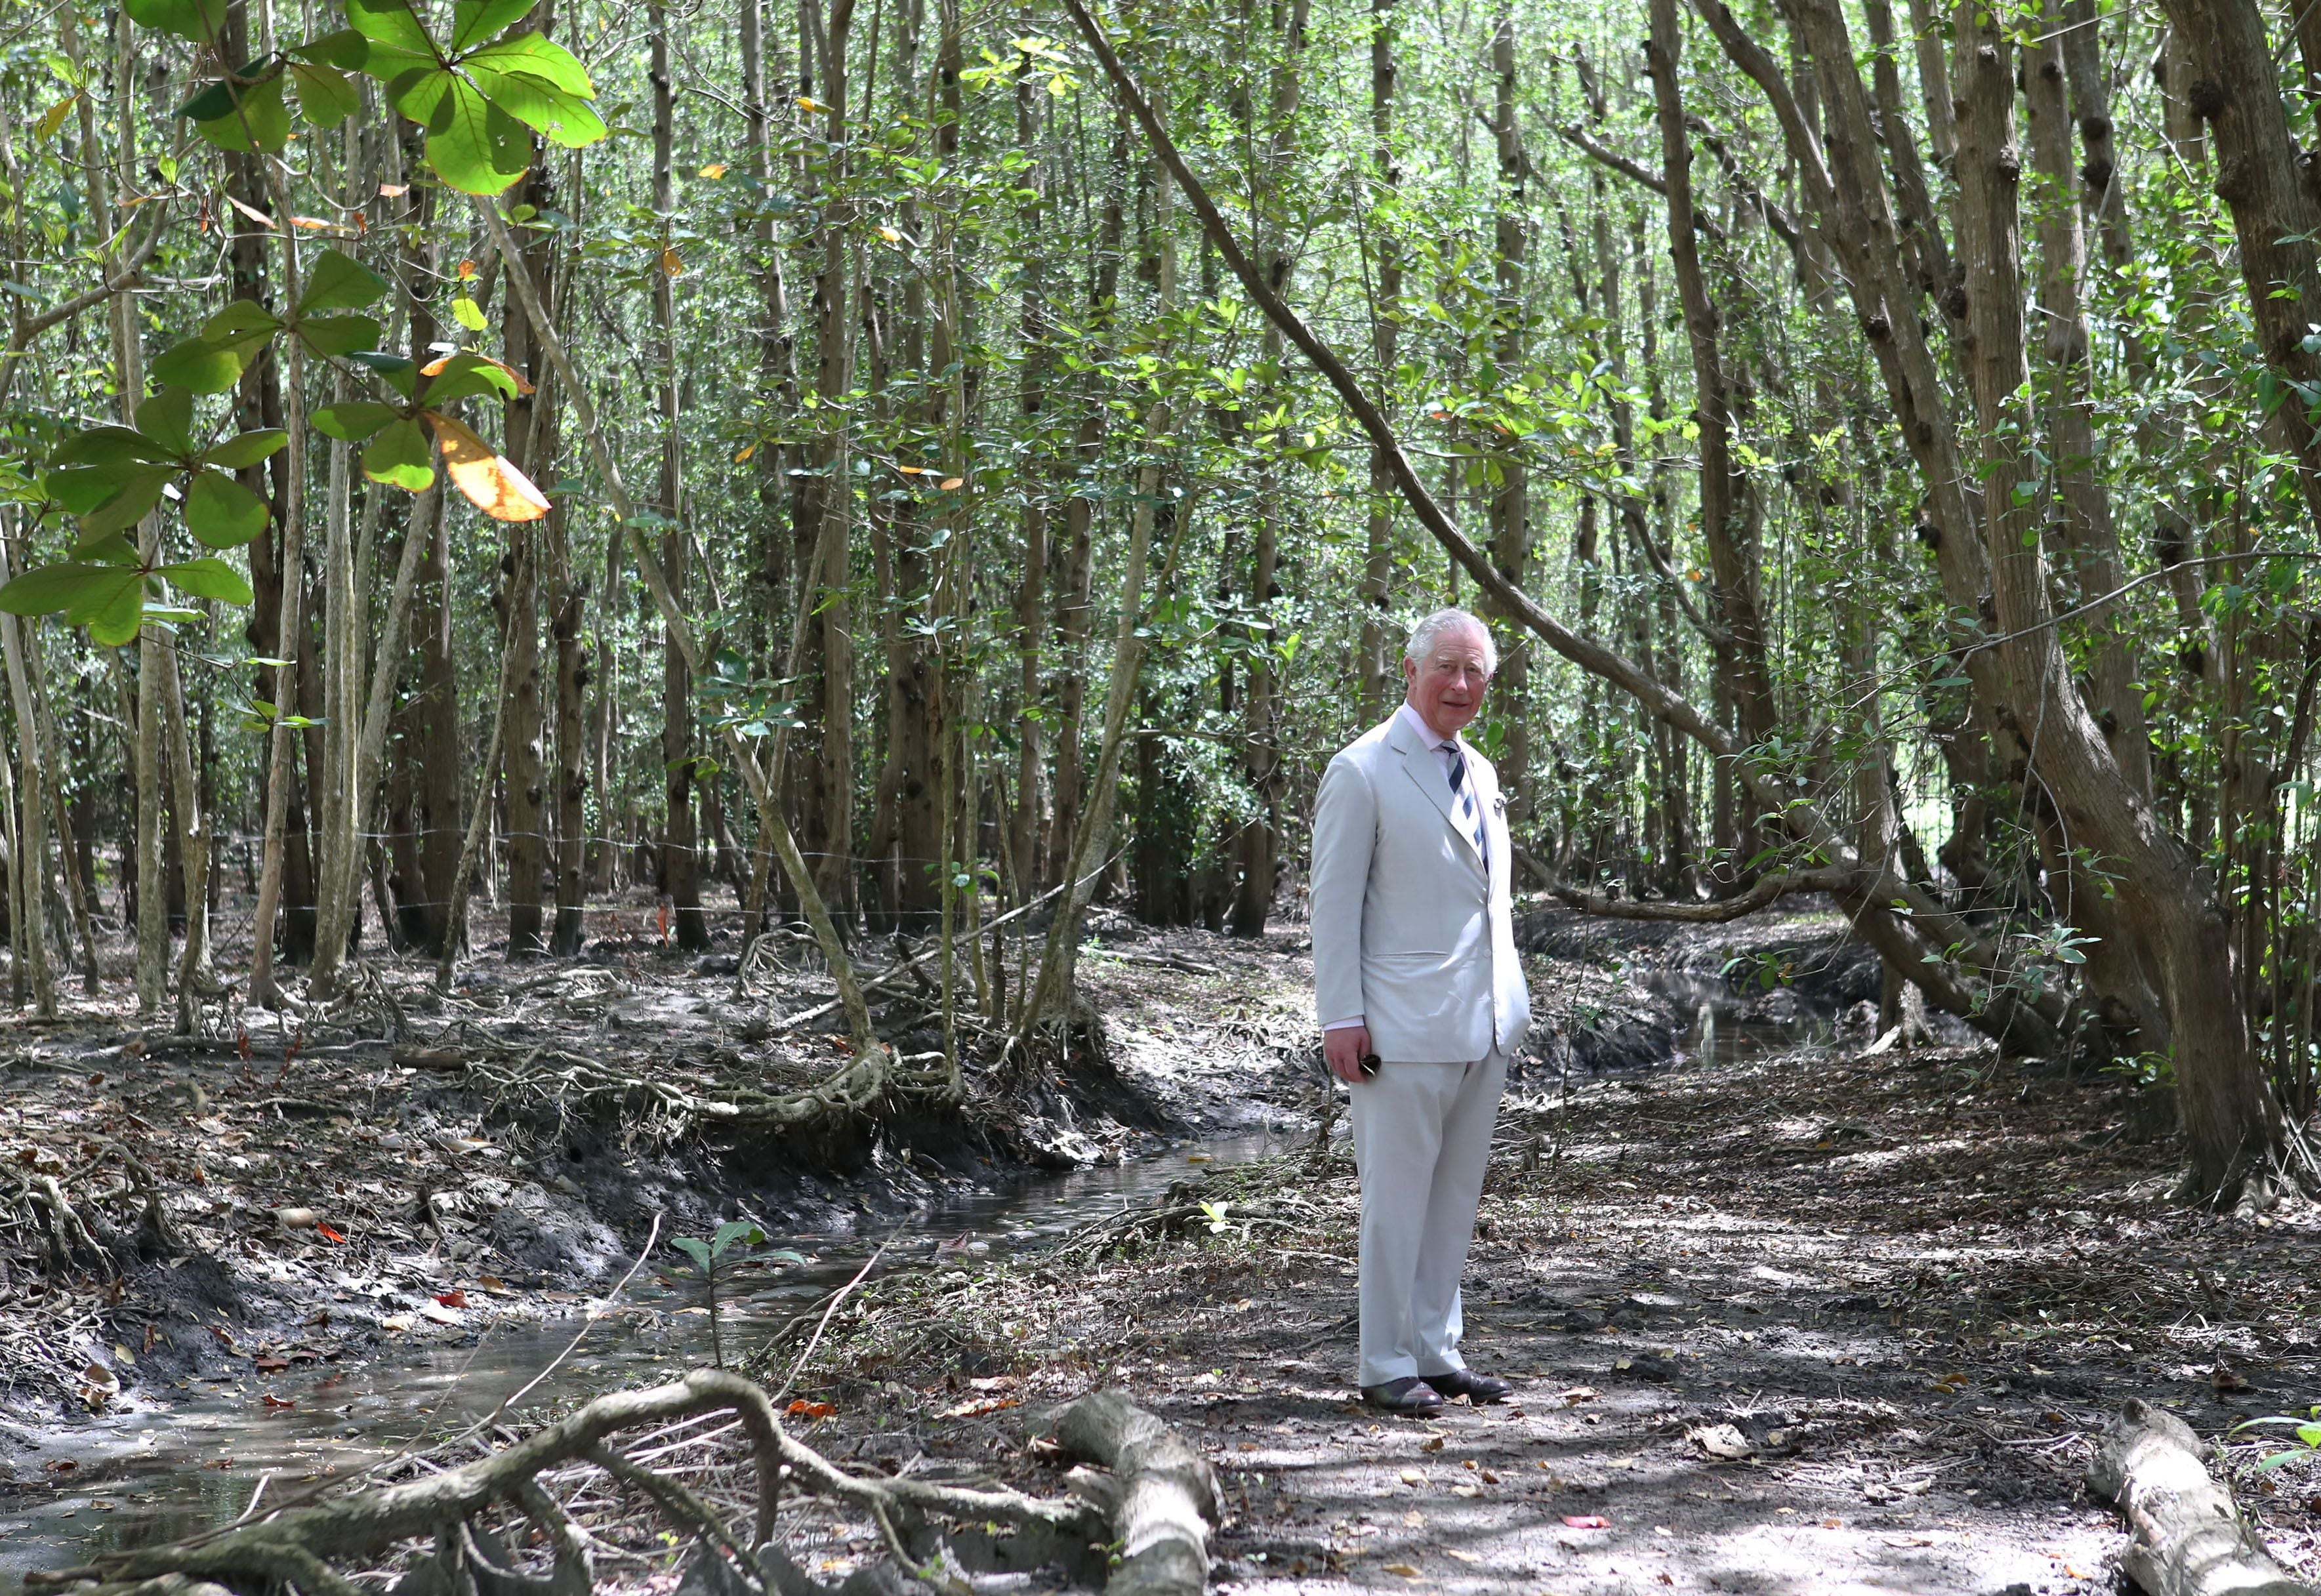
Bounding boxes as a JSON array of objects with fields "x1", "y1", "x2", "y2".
[
  {"x1": 734, "y1": 443, "x2": 758, "y2": 462},
  {"x1": 659, "y1": 248, "x2": 684, "y2": 277},
  {"x1": 939, "y1": 476, "x2": 964, "y2": 489},
  {"x1": 36, "y1": 95, "x2": 78, "y2": 144},
  {"x1": 796, "y1": 96, "x2": 823, "y2": 113},
  {"x1": 878, "y1": 226, "x2": 901, "y2": 242},
  {"x1": 290, "y1": 215, "x2": 332, "y2": 230},
  {"x1": 697, "y1": 161, "x2": 728, "y2": 178},
  {"x1": 422, "y1": 411, "x2": 552, "y2": 522}
]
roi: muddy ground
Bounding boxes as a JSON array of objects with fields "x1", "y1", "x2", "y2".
[{"x1": 7, "y1": 899, "x2": 2318, "y2": 1595}]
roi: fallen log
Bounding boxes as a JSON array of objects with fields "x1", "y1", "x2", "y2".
[
  {"x1": 2087, "y1": 1398, "x2": 2314, "y2": 1596},
  {"x1": 1054, "y1": 1391, "x2": 1223, "y2": 1596}
]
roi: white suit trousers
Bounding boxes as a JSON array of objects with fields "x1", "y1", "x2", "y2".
[{"x1": 1349, "y1": 1048, "x2": 1508, "y2": 1387}]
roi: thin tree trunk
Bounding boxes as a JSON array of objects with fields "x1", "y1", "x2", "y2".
[{"x1": 1357, "y1": 0, "x2": 1400, "y2": 721}]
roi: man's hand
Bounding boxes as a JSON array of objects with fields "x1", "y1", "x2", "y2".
[{"x1": 1324, "y1": 1025, "x2": 1374, "y2": 1084}]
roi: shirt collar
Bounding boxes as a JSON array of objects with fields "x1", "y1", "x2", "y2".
[{"x1": 1397, "y1": 701, "x2": 1456, "y2": 751}]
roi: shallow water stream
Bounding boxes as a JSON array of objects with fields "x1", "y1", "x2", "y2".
[{"x1": 0, "y1": 1130, "x2": 1289, "y2": 1589}]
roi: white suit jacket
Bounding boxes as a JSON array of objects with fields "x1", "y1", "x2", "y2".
[{"x1": 1309, "y1": 708, "x2": 1531, "y2": 1063}]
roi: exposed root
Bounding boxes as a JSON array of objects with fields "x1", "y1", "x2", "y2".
[{"x1": 28, "y1": 1369, "x2": 1185, "y2": 1596}]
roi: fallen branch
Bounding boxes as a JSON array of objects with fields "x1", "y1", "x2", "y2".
[
  {"x1": 2086, "y1": 1398, "x2": 2314, "y2": 1596},
  {"x1": 1548, "y1": 868, "x2": 1850, "y2": 923}
]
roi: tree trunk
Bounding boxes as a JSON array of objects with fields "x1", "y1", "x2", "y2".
[{"x1": 1357, "y1": 0, "x2": 1400, "y2": 722}]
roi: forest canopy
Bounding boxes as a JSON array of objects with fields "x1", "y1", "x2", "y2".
[{"x1": 1, "y1": 0, "x2": 2318, "y2": 1206}]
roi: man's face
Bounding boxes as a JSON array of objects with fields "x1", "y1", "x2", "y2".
[{"x1": 1402, "y1": 624, "x2": 1493, "y2": 740}]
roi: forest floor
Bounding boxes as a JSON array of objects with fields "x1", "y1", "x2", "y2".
[{"x1": 3, "y1": 899, "x2": 2318, "y2": 1594}]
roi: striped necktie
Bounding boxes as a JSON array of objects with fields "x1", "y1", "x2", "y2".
[{"x1": 1445, "y1": 744, "x2": 1488, "y2": 861}]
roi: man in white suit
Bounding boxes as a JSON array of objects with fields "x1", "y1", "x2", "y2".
[{"x1": 1311, "y1": 607, "x2": 1530, "y2": 1414}]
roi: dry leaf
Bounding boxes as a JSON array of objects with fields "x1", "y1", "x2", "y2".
[
  {"x1": 1559, "y1": 1385, "x2": 1598, "y2": 1405},
  {"x1": 422, "y1": 411, "x2": 552, "y2": 522},
  {"x1": 1445, "y1": 1550, "x2": 1481, "y2": 1565},
  {"x1": 939, "y1": 476, "x2": 964, "y2": 489},
  {"x1": 1381, "y1": 1564, "x2": 1422, "y2": 1580},
  {"x1": 1397, "y1": 1468, "x2": 1424, "y2": 1485},
  {"x1": 1689, "y1": 1423, "x2": 1755, "y2": 1460},
  {"x1": 379, "y1": 182, "x2": 409, "y2": 197},
  {"x1": 261, "y1": 1393, "x2": 295, "y2": 1410},
  {"x1": 660, "y1": 247, "x2": 684, "y2": 276},
  {"x1": 937, "y1": 1395, "x2": 1021, "y2": 1420},
  {"x1": 434, "y1": 1290, "x2": 470, "y2": 1309},
  {"x1": 1561, "y1": 1515, "x2": 1610, "y2": 1530},
  {"x1": 786, "y1": 1399, "x2": 836, "y2": 1419},
  {"x1": 1420, "y1": 1435, "x2": 1445, "y2": 1453},
  {"x1": 457, "y1": 258, "x2": 478, "y2": 280},
  {"x1": 418, "y1": 1301, "x2": 461, "y2": 1324}
]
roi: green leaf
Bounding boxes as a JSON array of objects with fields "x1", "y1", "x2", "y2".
[
  {"x1": 465, "y1": 67, "x2": 606, "y2": 148},
  {"x1": 451, "y1": 295, "x2": 489, "y2": 332},
  {"x1": 50, "y1": 426, "x2": 166, "y2": 469},
  {"x1": 178, "y1": 79, "x2": 239, "y2": 121},
  {"x1": 289, "y1": 27, "x2": 371, "y2": 68},
  {"x1": 422, "y1": 350, "x2": 521, "y2": 403},
  {"x1": 192, "y1": 70, "x2": 291, "y2": 153},
  {"x1": 0, "y1": 562, "x2": 123, "y2": 616},
  {"x1": 86, "y1": 576, "x2": 148, "y2": 645},
  {"x1": 298, "y1": 314, "x2": 385, "y2": 356},
  {"x1": 346, "y1": 0, "x2": 437, "y2": 56},
  {"x1": 363, "y1": 417, "x2": 436, "y2": 490},
  {"x1": 205, "y1": 299, "x2": 285, "y2": 342},
  {"x1": 312, "y1": 401, "x2": 401, "y2": 441},
  {"x1": 417, "y1": 77, "x2": 532, "y2": 194},
  {"x1": 668, "y1": 1237, "x2": 713, "y2": 1270},
  {"x1": 124, "y1": 0, "x2": 228, "y2": 43},
  {"x1": 77, "y1": 466, "x2": 175, "y2": 537},
  {"x1": 150, "y1": 336, "x2": 248, "y2": 394},
  {"x1": 449, "y1": 0, "x2": 537, "y2": 52},
  {"x1": 709, "y1": 1219, "x2": 764, "y2": 1257},
  {"x1": 155, "y1": 557, "x2": 254, "y2": 605},
  {"x1": 349, "y1": 350, "x2": 420, "y2": 398},
  {"x1": 182, "y1": 469, "x2": 271, "y2": 548},
  {"x1": 205, "y1": 428, "x2": 289, "y2": 468},
  {"x1": 298, "y1": 248, "x2": 391, "y2": 314},
  {"x1": 464, "y1": 32, "x2": 596, "y2": 96},
  {"x1": 288, "y1": 60, "x2": 361, "y2": 125},
  {"x1": 134, "y1": 386, "x2": 199, "y2": 456},
  {"x1": 73, "y1": 531, "x2": 141, "y2": 565}
]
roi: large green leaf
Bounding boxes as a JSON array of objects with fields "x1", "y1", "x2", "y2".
[
  {"x1": 157, "y1": 557, "x2": 255, "y2": 605},
  {"x1": 298, "y1": 249, "x2": 391, "y2": 315},
  {"x1": 465, "y1": 68, "x2": 605, "y2": 148},
  {"x1": 51, "y1": 427, "x2": 166, "y2": 469},
  {"x1": 346, "y1": 0, "x2": 436, "y2": 56},
  {"x1": 419, "y1": 77, "x2": 531, "y2": 194},
  {"x1": 300, "y1": 314, "x2": 385, "y2": 357},
  {"x1": 124, "y1": 0, "x2": 228, "y2": 43},
  {"x1": 312, "y1": 401, "x2": 401, "y2": 441},
  {"x1": 463, "y1": 32, "x2": 594, "y2": 96},
  {"x1": 86, "y1": 579, "x2": 148, "y2": 646},
  {"x1": 448, "y1": 0, "x2": 535, "y2": 52},
  {"x1": 205, "y1": 428, "x2": 289, "y2": 469},
  {"x1": 151, "y1": 337, "x2": 247, "y2": 394},
  {"x1": 78, "y1": 466, "x2": 175, "y2": 537},
  {"x1": 192, "y1": 70, "x2": 291, "y2": 153},
  {"x1": 290, "y1": 27, "x2": 371, "y2": 68},
  {"x1": 2, "y1": 562, "x2": 148, "y2": 644},
  {"x1": 205, "y1": 300, "x2": 285, "y2": 342},
  {"x1": 0, "y1": 562, "x2": 121, "y2": 616},
  {"x1": 182, "y1": 469, "x2": 271, "y2": 548},
  {"x1": 289, "y1": 61, "x2": 361, "y2": 127},
  {"x1": 363, "y1": 418, "x2": 436, "y2": 490},
  {"x1": 134, "y1": 387, "x2": 199, "y2": 456},
  {"x1": 349, "y1": 351, "x2": 420, "y2": 398},
  {"x1": 421, "y1": 350, "x2": 524, "y2": 405}
]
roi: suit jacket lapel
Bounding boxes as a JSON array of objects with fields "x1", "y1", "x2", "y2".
[{"x1": 1395, "y1": 717, "x2": 1486, "y2": 869}]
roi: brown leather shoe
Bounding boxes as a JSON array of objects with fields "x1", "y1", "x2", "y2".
[
  {"x1": 1360, "y1": 1376, "x2": 1445, "y2": 1415},
  {"x1": 1421, "y1": 1368, "x2": 1513, "y2": 1404}
]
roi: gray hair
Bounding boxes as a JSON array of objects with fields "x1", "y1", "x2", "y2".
[{"x1": 1403, "y1": 607, "x2": 1498, "y2": 676}]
